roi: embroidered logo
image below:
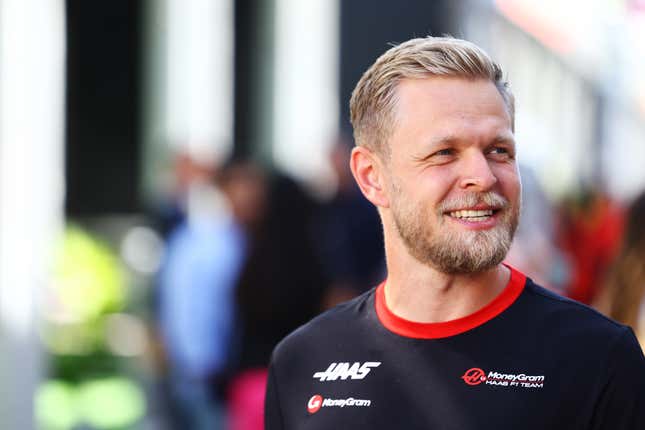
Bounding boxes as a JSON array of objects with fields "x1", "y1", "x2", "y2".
[
  {"x1": 461, "y1": 368, "x2": 486, "y2": 386},
  {"x1": 307, "y1": 394, "x2": 372, "y2": 414},
  {"x1": 307, "y1": 395, "x2": 323, "y2": 414},
  {"x1": 313, "y1": 362, "x2": 381, "y2": 381},
  {"x1": 461, "y1": 367, "x2": 545, "y2": 389}
]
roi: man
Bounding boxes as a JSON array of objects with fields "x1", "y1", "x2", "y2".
[{"x1": 264, "y1": 36, "x2": 645, "y2": 429}]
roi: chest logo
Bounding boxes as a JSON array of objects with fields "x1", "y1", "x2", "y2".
[
  {"x1": 461, "y1": 367, "x2": 545, "y2": 389},
  {"x1": 313, "y1": 362, "x2": 381, "y2": 381},
  {"x1": 307, "y1": 394, "x2": 372, "y2": 414},
  {"x1": 307, "y1": 395, "x2": 323, "y2": 414},
  {"x1": 462, "y1": 367, "x2": 487, "y2": 386}
]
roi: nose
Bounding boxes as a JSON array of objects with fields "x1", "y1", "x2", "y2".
[{"x1": 458, "y1": 152, "x2": 497, "y2": 191}]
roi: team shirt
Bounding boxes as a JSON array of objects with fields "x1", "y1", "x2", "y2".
[{"x1": 265, "y1": 267, "x2": 645, "y2": 429}]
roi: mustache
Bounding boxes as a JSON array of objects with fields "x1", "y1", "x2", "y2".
[{"x1": 437, "y1": 192, "x2": 509, "y2": 213}]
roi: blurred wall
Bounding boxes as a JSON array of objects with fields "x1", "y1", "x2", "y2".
[
  {"x1": 0, "y1": 0, "x2": 66, "y2": 428},
  {"x1": 65, "y1": 0, "x2": 143, "y2": 215},
  {"x1": 339, "y1": 0, "x2": 456, "y2": 134}
]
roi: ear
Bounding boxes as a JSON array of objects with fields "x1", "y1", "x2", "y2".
[{"x1": 349, "y1": 146, "x2": 390, "y2": 208}]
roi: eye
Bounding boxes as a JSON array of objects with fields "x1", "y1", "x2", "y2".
[
  {"x1": 432, "y1": 148, "x2": 455, "y2": 157},
  {"x1": 413, "y1": 147, "x2": 456, "y2": 164},
  {"x1": 487, "y1": 146, "x2": 514, "y2": 160}
]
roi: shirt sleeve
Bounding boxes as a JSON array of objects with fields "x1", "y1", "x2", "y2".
[
  {"x1": 265, "y1": 360, "x2": 285, "y2": 430},
  {"x1": 590, "y1": 326, "x2": 645, "y2": 430}
]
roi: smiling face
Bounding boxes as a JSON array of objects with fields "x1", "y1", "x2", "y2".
[{"x1": 383, "y1": 77, "x2": 521, "y2": 274}]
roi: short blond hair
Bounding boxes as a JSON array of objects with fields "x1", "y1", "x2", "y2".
[{"x1": 349, "y1": 36, "x2": 514, "y2": 156}]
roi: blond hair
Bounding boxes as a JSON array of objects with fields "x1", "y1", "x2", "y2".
[{"x1": 349, "y1": 36, "x2": 515, "y2": 156}]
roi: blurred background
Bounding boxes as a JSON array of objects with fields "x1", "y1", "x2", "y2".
[{"x1": 2, "y1": 0, "x2": 645, "y2": 428}]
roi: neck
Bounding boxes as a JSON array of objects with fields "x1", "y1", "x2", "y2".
[{"x1": 382, "y1": 222, "x2": 510, "y2": 323}]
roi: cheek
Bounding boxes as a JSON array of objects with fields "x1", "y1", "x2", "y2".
[
  {"x1": 505, "y1": 177, "x2": 522, "y2": 205},
  {"x1": 492, "y1": 166, "x2": 521, "y2": 199},
  {"x1": 405, "y1": 182, "x2": 448, "y2": 213},
  {"x1": 418, "y1": 167, "x2": 459, "y2": 205},
  {"x1": 392, "y1": 162, "x2": 460, "y2": 208}
]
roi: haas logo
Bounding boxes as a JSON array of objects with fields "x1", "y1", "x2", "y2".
[
  {"x1": 313, "y1": 362, "x2": 381, "y2": 381},
  {"x1": 307, "y1": 395, "x2": 323, "y2": 414},
  {"x1": 462, "y1": 368, "x2": 487, "y2": 386}
]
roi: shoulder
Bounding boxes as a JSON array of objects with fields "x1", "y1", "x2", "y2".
[
  {"x1": 518, "y1": 278, "x2": 631, "y2": 345},
  {"x1": 270, "y1": 289, "x2": 376, "y2": 365},
  {"x1": 519, "y1": 281, "x2": 645, "y2": 427},
  {"x1": 523, "y1": 280, "x2": 622, "y2": 325}
]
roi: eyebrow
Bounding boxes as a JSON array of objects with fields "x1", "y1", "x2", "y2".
[
  {"x1": 428, "y1": 135, "x2": 459, "y2": 147},
  {"x1": 429, "y1": 134, "x2": 515, "y2": 147},
  {"x1": 490, "y1": 135, "x2": 515, "y2": 145}
]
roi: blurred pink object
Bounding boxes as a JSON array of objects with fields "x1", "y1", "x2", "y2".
[{"x1": 228, "y1": 368, "x2": 268, "y2": 430}]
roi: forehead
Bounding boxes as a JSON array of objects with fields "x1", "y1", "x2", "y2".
[{"x1": 392, "y1": 77, "x2": 512, "y2": 141}]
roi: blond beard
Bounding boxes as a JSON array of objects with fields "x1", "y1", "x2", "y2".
[{"x1": 390, "y1": 185, "x2": 519, "y2": 274}]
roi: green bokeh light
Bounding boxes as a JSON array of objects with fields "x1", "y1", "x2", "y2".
[
  {"x1": 35, "y1": 380, "x2": 78, "y2": 429},
  {"x1": 52, "y1": 226, "x2": 126, "y2": 322},
  {"x1": 44, "y1": 225, "x2": 128, "y2": 355},
  {"x1": 77, "y1": 377, "x2": 146, "y2": 428},
  {"x1": 35, "y1": 377, "x2": 146, "y2": 429}
]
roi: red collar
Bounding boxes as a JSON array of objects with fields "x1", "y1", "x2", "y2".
[{"x1": 375, "y1": 266, "x2": 526, "y2": 339}]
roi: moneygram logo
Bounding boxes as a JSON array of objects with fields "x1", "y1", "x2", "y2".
[
  {"x1": 306, "y1": 394, "x2": 372, "y2": 414},
  {"x1": 313, "y1": 362, "x2": 381, "y2": 382},
  {"x1": 461, "y1": 367, "x2": 545, "y2": 389},
  {"x1": 307, "y1": 395, "x2": 323, "y2": 414}
]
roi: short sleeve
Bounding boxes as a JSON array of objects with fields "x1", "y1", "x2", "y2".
[{"x1": 590, "y1": 326, "x2": 645, "y2": 430}]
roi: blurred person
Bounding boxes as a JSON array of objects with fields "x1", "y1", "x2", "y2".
[
  {"x1": 265, "y1": 36, "x2": 645, "y2": 429},
  {"x1": 596, "y1": 191, "x2": 645, "y2": 345},
  {"x1": 557, "y1": 188, "x2": 625, "y2": 303},
  {"x1": 228, "y1": 168, "x2": 327, "y2": 430},
  {"x1": 153, "y1": 150, "x2": 219, "y2": 238},
  {"x1": 316, "y1": 134, "x2": 385, "y2": 308},
  {"x1": 157, "y1": 159, "x2": 264, "y2": 429},
  {"x1": 234, "y1": 168, "x2": 326, "y2": 370},
  {"x1": 218, "y1": 159, "x2": 269, "y2": 233}
]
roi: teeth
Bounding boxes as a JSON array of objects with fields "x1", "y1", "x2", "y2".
[{"x1": 449, "y1": 209, "x2": 494, "y2": 219}]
